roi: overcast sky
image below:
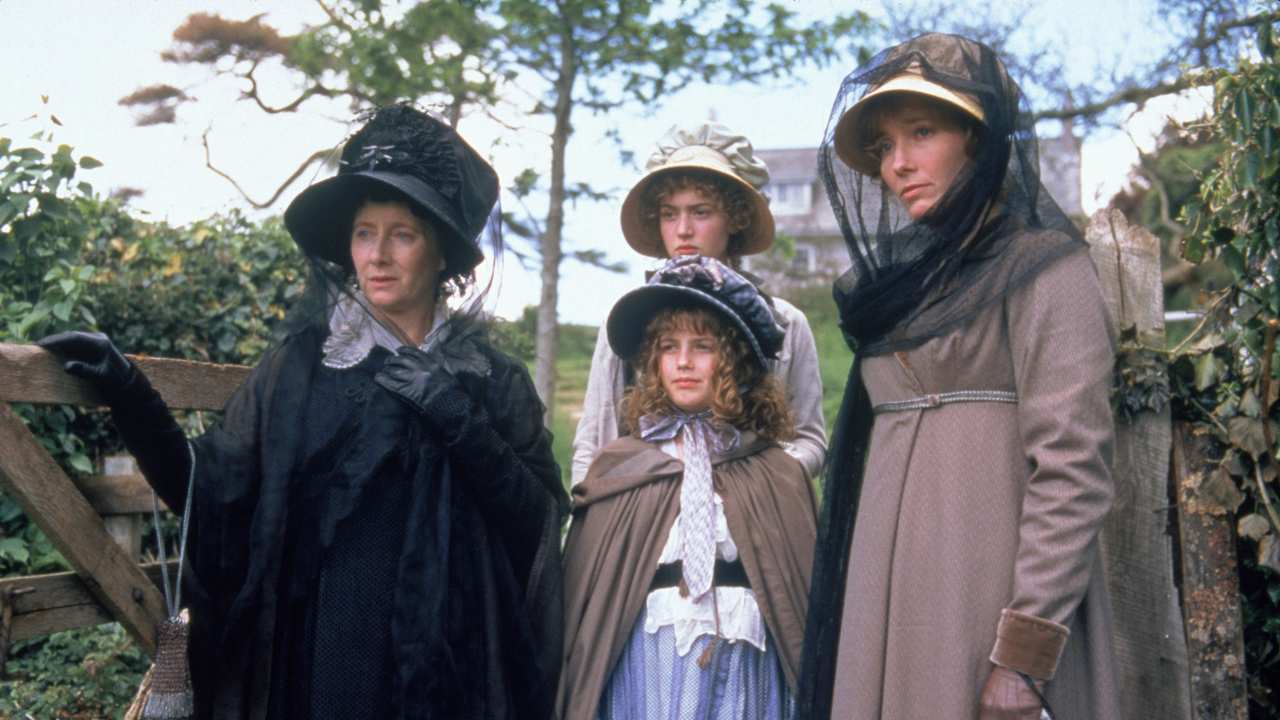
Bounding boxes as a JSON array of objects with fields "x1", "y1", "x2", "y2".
[{"x1": 0, "y1": 0, "x2": 1209, "y2": 324}]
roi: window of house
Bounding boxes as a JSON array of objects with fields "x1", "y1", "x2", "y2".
[
  {"x1": 790, "y1": 242, "x2": 816, "y2": 274},
  {"x1": 770, "y1": 181, "x2": 812, "y2": 215}
]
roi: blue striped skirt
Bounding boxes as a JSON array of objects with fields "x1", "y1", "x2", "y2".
[{"x1": 597, "y1": 609, "x2": 794, "y2": 720}]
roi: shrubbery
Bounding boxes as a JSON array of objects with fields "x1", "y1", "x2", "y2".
[
  {"x1": 1178, "y1": 22, "x2": 1280, "y2": 717},
  {"x1": 0, "y1": 129, "x2": 307, "y2": 714}
]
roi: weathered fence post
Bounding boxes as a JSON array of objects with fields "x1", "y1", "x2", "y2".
[
  {"x1": 100, "y1": 455, "x2": 144, "y2": 561},
  {"x1": 1085, "y1": 208, "x2": 1193, "y2": 719}
]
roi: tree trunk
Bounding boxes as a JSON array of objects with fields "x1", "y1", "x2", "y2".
[
  {"x1": 446, "y1": 93, "x2": 465, "y2": 128},
  {"x1": 534, "y1": 28, "x2": 577, "y2": 423},
  {"x1": 1170, "y1": 423, "x2": 1249, "y2": 719}
]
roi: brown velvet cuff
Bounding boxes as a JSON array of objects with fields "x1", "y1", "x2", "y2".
[{"x1": 989, "y1": 608, "x2": 1069, "y2": 680}]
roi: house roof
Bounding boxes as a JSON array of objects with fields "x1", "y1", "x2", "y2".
[{"x1": 760, "y1": 147, "x2": 820, "y2": 182}]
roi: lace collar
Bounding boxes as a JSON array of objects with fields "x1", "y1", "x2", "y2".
[{"x1": 321, "y1": 291, "x2": 450, "y2": 369}]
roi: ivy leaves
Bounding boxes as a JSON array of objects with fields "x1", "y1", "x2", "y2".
[{"x1": 1175, "y1": 22, "x2": 1280, "y2": 705}]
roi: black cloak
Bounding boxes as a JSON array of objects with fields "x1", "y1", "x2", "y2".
[{"x1": 143, "y1": 322, "x2": 566, "y2": 720}]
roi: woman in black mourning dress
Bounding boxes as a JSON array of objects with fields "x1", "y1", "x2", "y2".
[{"x1": 40, "y1": 104, "x2": 567, "y2": 720}]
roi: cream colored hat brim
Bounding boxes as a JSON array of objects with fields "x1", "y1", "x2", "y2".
[
  {"x1": 834, "y1": 71, "x2": 985, "y2": 176},
  {"x1": 620, "y1": 147, "x2": 775, "y2": 258}
]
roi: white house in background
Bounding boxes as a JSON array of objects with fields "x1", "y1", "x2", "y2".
[{"x1": 745, "y1": 126, "x2": 1083, "y2": 292}]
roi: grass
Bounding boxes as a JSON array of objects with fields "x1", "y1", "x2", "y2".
[
  {"x1": 784, "y1": 284, "x2": 854, "y2": 430},
  {"x1": 545, "y1": 322, "x2": 600, "y2": 489}
]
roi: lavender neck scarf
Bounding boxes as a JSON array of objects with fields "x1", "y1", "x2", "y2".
[{"x1": 639, "y1": 409, "x2": 740, "y2": 599}]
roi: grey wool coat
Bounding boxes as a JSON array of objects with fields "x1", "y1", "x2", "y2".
[{"x1": 830, "y1": 247, "x2": 1122, "y2": 719}]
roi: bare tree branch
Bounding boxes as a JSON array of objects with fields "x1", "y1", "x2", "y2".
[
  {"x1": 314, "y1": 0, "x2": 355, "y2": 34},
  {"x1": 201, "y1": 129, "x2": 334, "y2": 209},
  {"x1": 1188, "y1": 9, "x2": 1278, "y2": 53},
  {"x1": 241, "y1": 63, "x2": 340, "y2": 114},
  {"x1": 1032, "y1": 78, "x2": 1204, "y2": 121}
]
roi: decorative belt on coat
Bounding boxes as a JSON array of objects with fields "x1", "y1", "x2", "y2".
[{"x1": 872, "y1": 389, "x2": 1018, "y2": 414}]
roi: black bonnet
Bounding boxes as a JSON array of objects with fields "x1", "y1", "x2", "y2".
[
  {"x1": 284, "y1": 104, "x2": 499, "y2": 279},
  {"x1": 607, "y1": 255, "x2": 784, "y2": 368}
]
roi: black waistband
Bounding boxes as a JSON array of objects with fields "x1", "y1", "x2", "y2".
[{"x1": 651, "y1": 559, "x2": 750, "y2": 590}]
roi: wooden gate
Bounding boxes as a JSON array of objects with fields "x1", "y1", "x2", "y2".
[{"x1": 0, "y1": 342, "x2": 247, "y2": 661}]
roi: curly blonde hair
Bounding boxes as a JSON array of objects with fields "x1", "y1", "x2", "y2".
[
  {"x1": 622, "y1": 306, "x2": 794, "y2": 442},
  {"x1": 641, "y1": 170, "x2": 755, "y2": 259}
]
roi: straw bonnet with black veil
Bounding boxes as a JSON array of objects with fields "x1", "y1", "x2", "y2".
[{"x1": 798, "y1": 32, "x2": 1108, "y2": 720}]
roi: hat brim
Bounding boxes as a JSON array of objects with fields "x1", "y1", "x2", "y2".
[
  {"x1": 833, "y1": 73, "x2": 986, "y2": 176},
  {"x1": 606, "y1": 284, "x2": 767, "y2": 367},
  {"x1": 619, "y1": 162, "x2": 775, "y2": 259},
  {"x1": 284, "y1": 171, "x2": 484, "y2": 273}
]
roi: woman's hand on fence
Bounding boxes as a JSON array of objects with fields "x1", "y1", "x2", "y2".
[
  {"x1": 978, "y1": 666, "x2": 1044, "y2": 720},
  {"x1": 39, "y1": 330, "x2": 191, "y2": 508},
  {"x1": 37, "y1": 331, "x2": 136, "y2": 403}
]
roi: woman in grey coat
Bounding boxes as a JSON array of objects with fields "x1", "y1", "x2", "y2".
[{"x1": 799, "y1": 34, "x2": 1121, "y2": 720}]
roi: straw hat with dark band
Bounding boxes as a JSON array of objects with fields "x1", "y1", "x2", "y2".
[
  {"x1": 620, "y1": 123, "x2": 775, "y2": 258},
  {"x1": 833, "y1": 66, "x2": 986, "y2": 176}
]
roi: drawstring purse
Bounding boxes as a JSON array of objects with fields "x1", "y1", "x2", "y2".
[{"x1": 125, "y1": 444, "x2": 197, "y2": 720}]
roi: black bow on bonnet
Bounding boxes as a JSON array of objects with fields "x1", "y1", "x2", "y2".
[{"x1": 341, "y1": 105, "x2": 464, "y2": 200}]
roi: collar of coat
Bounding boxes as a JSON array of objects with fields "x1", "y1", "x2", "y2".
[{"x1": 572, "y1": 431, "x2": 769, "y2": 509}]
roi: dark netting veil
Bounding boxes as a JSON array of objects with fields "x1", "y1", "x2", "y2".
[
  {"x1": 798, "y1": 33, "x2": 1088, "y2": 718},
  {"x1": 822, "y1": 33, "x2": 1084, "y2": 357}
]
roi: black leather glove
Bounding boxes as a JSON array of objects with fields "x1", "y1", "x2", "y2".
[
  {"x1": 374, "y1": 334, "x2": 491, "y2": 443},
  {"x1": 38, "y1": 330, "x2": 191, "y2": 504},
  {"x1": 37, "y1": 331, "x2": 138, "y2": 404}
]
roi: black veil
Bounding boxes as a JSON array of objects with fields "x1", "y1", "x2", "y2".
[{"x1": 798, "y1": 34, "x2": 1087, "y2": 717}]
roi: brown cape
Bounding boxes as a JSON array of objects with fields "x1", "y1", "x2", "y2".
[{"x1": 557, "y1": 433, "x2": 817, "y2": 720}]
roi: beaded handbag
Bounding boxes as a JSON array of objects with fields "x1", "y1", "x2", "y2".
[{"x1": 125, "y1": 444, "x2": 196, "y2": 720}]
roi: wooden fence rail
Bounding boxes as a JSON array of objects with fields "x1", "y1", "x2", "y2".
[
  {"x1": 0, "y1": 341, "x2": 248, "y2": 658},
  {"x1": 0, "y1": 561, "x2": 176, "y2": 645}
]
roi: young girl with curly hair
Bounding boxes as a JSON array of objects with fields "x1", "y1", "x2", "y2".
[{"x1": 558, "y1": 255, "x2": 817, "y2": 720}]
